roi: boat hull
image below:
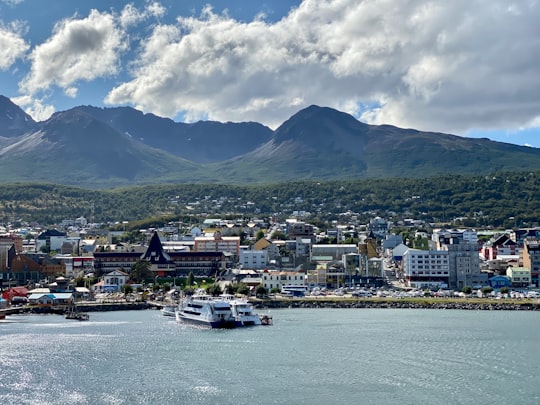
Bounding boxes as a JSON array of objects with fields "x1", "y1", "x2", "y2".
[{"x1": 176, "y1": 311, "x2": 237, "y2": 329}]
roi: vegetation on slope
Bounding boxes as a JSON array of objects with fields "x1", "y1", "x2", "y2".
[{"x1": 0, "y1": 171, "x2": 538, "y2": 228}]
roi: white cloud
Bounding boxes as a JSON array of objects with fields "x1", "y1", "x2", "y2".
[
  {"x1": 120, "y1": 1, "x2": 165, "y2": 28},
  {"x1": 11, "y1": 95, "x2": 55, "y2": 121},
  {"x1": 0, "y1": 21, "x2": 29, "y2": 70},
  {"x1": 19, "y1": 9, "x2": 127, "y2": 97},
  {"x1": 97, "y1": 0, "x2": 540, "y2": 133}
]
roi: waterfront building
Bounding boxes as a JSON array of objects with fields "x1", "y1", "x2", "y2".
[
  {"x1": 444, "y1": 241, "x2": 485, "y2": 289},
  {"x1": 94, "y1": 249, "x2": 225, "y2": 278},
  {"x1": 403, "y1": 248, "x2": 450, "y2": 289},
  {"x1": 140, "y1": 231, "x2": 176, "y2": 274},
  {"x1": 522, "y1": 239, "x2": 540, "y2": 287},
  {"x1": 93, "y1": 270, "x2": 129, "y2": 292},
  {"x1": 261, "y1": 270, "x2": 306, "y2": 291},
  {"x1": 432, "y1": 229, "x2": 485, "y2": 289},
  {"x1": 506, "y1": 266, "x2": 531, "y2": 288}
]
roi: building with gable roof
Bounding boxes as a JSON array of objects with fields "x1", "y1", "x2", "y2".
[{"x1": 140, "y1": 231, "x2": 176, "y2": 275}]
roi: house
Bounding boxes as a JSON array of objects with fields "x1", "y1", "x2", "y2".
[
  {"x1": 28, "y1": 293, "x2": 55, "y2": 306},
  {"x1": 482, "y1": 233, "x2": 517, "y2": 261},
  {"x1": 506, "y1": 266, "x2": 531, "y2": 288},
  {"x1": 102, "y1": 270, "x2": 129, "y2": 292},
  {"x1": 27, "y1": 293, "x2": 74, "y2": 306},
  {"x1": 1, "y1": 286, "x2": 29, "y2": 302}
]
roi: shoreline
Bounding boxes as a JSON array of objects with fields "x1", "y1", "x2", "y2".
[
  {"x1": 3, "y1": 297, "x2": 539, "y2": 316},
  {"x1": 250, "y1": 297, "x2": 540, "y2": 311}
]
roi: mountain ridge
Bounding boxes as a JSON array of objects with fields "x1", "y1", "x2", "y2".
[{"x1": 0, "y1": 96, "x2": 539, "y2": 188}]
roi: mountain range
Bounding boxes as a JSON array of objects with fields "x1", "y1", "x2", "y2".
[{"x1": 1, "y1": 95, "x2": 539, "y2": 189}]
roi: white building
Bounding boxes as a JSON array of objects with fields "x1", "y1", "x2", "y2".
[
  {"x1": 261, "y1": 270, "x2": 306, "y2": 291},
  {"x1": 432, "y1": 229, "x2": 479, "y2": 249},
  {"x1": 95, "y1": 270, "x2": 129, "y2": 292},
  {"x1": 403, "y1": 248, "x2": 450, "y2": 289},
  {"x1": 239, "y1": 249, "x2": 268, "y2": 269}
]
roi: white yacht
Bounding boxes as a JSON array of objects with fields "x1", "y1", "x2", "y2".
[
  {"x1": 176, "y1": 293, "x2": 237, "y2": 329},
  {"x1": 219, "y1": 294, "x2": 269, "y2": 326}
]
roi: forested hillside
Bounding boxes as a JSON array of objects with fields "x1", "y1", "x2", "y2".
[{"x1": 0, "y1": 171, "x2": 538, "y2": 229}]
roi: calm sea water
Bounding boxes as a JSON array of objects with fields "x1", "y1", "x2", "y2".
[{"x1": 1, "y1": 308, "x2": 539, "y2": 405}]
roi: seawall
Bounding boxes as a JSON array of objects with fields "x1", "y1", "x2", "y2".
[{"x1": 251, "y1": 298, "x2": 540, "y2": 311}]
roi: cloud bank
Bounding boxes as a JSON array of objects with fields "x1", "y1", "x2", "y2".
[{"x1": 7, "y1": 0, "x2": 540, "y2": 134}]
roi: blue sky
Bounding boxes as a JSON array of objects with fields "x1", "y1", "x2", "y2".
[{"x1": 1, "y1": 0, "x2": 539, "y2": 148}]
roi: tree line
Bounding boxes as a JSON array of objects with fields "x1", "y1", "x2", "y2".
[{"x1": 0, "y1": 170, "x2": 538, "y2": 228}]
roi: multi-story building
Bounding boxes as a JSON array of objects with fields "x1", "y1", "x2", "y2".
[
  {"x1": 93, "y1": 250, "x2": 225, "y2": 278},
  {"x1": 194, "y1": 232, "x2": 240, "y2": 256},
  {"x1": 261, "y1": 270, "x2": 306, "y2": 291},
  {"x1": 522, "y1": 239, "x2": 540, "y2": 287},
  {"x1": 36, "y1": 229, "x2": 81, "y2": 253},
  {"x1": 403, "y1": 248, "x2": 450, "y2": 289},
  {"x1": 432, "y1": 229, "x2": 478, "y2": 250},
  {"x1": 432, "y1": 229, "x2": 485, "y2": 289},
  {"x1": 286, "y1": 220, "x2": 315, "y2": 243},
  {"x1": 510, "y1": 228, "x2": 540, "y2": 249},
  {"x1": 444, "y1": 242, "x2": 485, "y2": 289},
  {"x1": 506, "y1": 266, "x2": 531, "y2": 288},
  {"x1": 239, "y1": 249, "x2": 267, "y2": 269},
  {"x1": 481, "y1": 233, "x2": 518, "y2": 261}
]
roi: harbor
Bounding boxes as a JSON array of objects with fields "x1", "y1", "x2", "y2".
[{"x1": 2, "y1": 308, "x2": 540, "y2": 404}]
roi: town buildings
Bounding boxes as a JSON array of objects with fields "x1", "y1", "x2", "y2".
[{"x1": 522, "y1": 239, "x2": 540, "y2": 287}]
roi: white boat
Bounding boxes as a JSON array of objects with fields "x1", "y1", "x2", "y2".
[
  {"x1": 220, "y1": 294, "x2": 271, "y2": 327},
  {"x1": 175, "y1": 293, "x2": 237, "y2": 329},
  {"x1": 161, "y1": 304, "x2": 177, "y2": 317}
]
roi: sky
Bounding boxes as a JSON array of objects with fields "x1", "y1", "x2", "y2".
[{"x1": 1, "y1": 0, "x2": 539, "y2": 148}]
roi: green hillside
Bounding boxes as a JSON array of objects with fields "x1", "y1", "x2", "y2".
[{"x1": 0, "y1": 171, "x2": 538, "y2": 228}]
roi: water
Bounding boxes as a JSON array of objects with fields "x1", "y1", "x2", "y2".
[{"x1": 1, "y1": 308, "x2": 539, "y2": 405}]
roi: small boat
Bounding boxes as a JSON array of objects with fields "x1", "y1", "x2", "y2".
[
  {"x1": 65, "y1": 307, "x2": 90, "y2": 321},
  {"x1": 176, "y1": 293, "x2": 237, "y2": 329},
  {"x1": 259, "y1": 314, "x2": 273, "y2": 326},
  {"x1": 161, "y1": 304, "x2": 177, "y2": 317}
]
